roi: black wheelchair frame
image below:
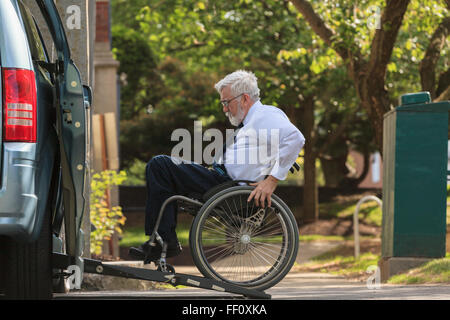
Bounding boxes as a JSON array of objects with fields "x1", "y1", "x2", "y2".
[{"x1": 147, "y1": 160, "x2": 302, "y2": 270}]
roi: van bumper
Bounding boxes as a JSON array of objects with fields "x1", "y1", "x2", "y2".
[{"x1": 0, "y1": 143, "x2": 38, "y2": 241}]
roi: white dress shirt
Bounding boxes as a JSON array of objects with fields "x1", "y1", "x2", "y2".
[{"x1": 222, "y1": 100, "x2": 305, "y2": 182}]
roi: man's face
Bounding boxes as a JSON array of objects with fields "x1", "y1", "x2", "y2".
[{"x1": 221, "y1": 86, "x2": 245, "y2": 126}]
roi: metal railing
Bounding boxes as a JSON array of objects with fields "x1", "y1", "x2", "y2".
[{"x1": 353, "y1": 195, "x2": 382, "y2": 259}]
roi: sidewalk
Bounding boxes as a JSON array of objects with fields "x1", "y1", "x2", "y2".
[
  {"x1": 59, "y1": 241, "x2": 450, "y2": 300},
  {"x1": 296, "y1": 241, "x2": 343, "y2": 264}
]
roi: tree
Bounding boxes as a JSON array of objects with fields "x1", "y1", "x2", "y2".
[
  {"x1": 111, "y1": 0, "x2": 448, "y2": 223},
  {"x1": 112, "y1": 0, "x2": 378, "y2": 222},
  {"x1": 290, "y1": 0, "x2": 449, "y2": 152},
  {"x1": 112, "y1": 25, "x2": 165, "y2": 119},
  {"x1": 419, "y1": 14, "x2": 449, "y2": 101}
]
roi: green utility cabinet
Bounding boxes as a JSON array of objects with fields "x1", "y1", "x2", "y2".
[{"x1": 382, "y1": 92, "x2": 449, "y2": 258}]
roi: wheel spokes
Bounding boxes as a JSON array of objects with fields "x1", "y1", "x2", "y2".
[{"x1": 200, "y1": 194, "x2": 289, "y2": 284}]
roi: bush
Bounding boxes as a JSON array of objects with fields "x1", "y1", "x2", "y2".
[{"x1": 90, "y1": 170, "x2": 128, "y2": 255}]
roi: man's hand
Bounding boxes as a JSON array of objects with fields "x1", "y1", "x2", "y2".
[{"x1": 247, "y1": 175, "x2": 279, "y2": 208}]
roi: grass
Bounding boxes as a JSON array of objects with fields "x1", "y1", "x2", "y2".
[
  {"x1": 119, "y1": 222, "x2": 192, "y2": 247},
  {"x1": 119, "y1": 226, "x2": 148, "y2": 248},
  {"x1": 388, "y1": 254, "x2": 450, "y2": 285},
  {"x1": 293, "y1": 240, "x2": 381, "y2": 280},
  {"x1": 319, "y1": 198, "x2": 382, "y2": 227},
  {"x1": 119, "y1": 224, "x2": 348, "y2": 248},
  {"x1": 294, "y1": 242, "x2": 450, "y2": 284},
  {"x1": 299, "y1": 234, "x2": 347, "y2": 242}
]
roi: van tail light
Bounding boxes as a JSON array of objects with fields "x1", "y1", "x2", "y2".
[{"x1": 2, "y1": 68, "x2": 37, "y2": 142}]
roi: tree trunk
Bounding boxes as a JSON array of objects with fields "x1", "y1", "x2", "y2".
[
  {"x1": 358, "y1": 0, "x2": 410, "y2": 153},
  {"x1": 302, "y1": 96, "x2": 318, "y2": 223},
  {"x1": 320, "y1": 153, "x2": 349, "y2": 187},
  {"x1": 358, "y1": 80, "x2": 390, "y2": 155},
  {"x1": 340, "y1": 150, "x2": 371, "y2": 188},
  {"x1": 320, "y1": 146, "x2": 372, "y2": 188},
  {"x1": 419, "y1": 17, "x2": 450, "y2": 99}
]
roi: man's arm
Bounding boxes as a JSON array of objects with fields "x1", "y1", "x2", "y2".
[{"x1": 248, "y1": 123, "x2": 304, "y2": 207}]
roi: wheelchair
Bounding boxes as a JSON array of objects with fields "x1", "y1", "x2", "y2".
[{"x1": 145, "y1": 162, "x2": 301, "y2": 292}]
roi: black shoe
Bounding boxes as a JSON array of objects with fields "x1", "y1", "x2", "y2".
[{"x1": 128, "y1": 240, "x2": 182, "y2": 261}]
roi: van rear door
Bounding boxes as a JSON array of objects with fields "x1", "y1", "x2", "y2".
[{"x1": 35, "y1": 0, "x2": 88, "y2": 258}]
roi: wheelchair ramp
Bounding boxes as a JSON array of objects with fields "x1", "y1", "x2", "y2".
[{"x1": 53, "y1": 253, "x2": 271, "y2": 299}]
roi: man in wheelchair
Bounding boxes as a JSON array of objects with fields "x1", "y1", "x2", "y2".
[{"x1": 129, "y1": 70, "x2": 305, "y2": 264}]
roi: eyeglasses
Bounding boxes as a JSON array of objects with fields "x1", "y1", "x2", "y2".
[{"x1": 220, "y1": 93, "x2": 244, "y2": 107}]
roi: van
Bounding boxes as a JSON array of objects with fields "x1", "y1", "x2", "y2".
[{"x1": 0, "y1": 0, "x2": 89, "y2": 299}]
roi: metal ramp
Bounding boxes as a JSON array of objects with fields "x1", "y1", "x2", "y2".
[{"x1": 52, "y1": 253, "x2": 271, "y2": 299}]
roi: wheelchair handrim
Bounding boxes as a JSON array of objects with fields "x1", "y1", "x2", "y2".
[{"x1": 190, "y1": 187, "x2": 299, "y2": 290}]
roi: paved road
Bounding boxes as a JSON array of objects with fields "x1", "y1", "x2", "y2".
[{"x1": 270, "y1": 272, "x2": 450, "y2": 300}]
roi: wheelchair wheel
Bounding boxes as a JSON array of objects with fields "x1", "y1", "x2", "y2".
[{"x1": 189, "y1": 186, "x2": 299, "y2": 291}]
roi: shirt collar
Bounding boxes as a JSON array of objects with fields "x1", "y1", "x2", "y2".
[{"x1": 242, "y1": 100, "x2": 262, "y2": 126}]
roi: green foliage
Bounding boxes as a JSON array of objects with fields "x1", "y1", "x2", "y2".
[
  {"x1": 302, "y1": 0, "x2": 448, "y2": 102},
  {"x1": 112, "y1": 0, "x2": 371, "y2": 178},
  {"x1": 112, "y1": 24, "x2": 164, "y2": 120},
  {"x1": 122, "y1": 159, "x2": 147, "y2": 186},
  {"x1": 90, "y1": 170, "x2": 128, "y2": 255},
  {"x1": 386, "y1": 0, "x2": 448, "y2": 100},
  {"x1": 111, "y1": 0, "x2": 448, "y2": 189}
]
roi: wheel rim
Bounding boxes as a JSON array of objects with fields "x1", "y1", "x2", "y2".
[{"x1": 198, "y1": 192, "x2": 290, "y2": 286}]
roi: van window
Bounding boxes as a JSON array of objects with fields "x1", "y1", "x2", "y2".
[{"x1": 18, "y1": 1, "x2": 47, "y2": 62}]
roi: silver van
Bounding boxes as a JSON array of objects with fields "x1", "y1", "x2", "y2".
[{"x1": 0, "y1": 0, "x2": 89, "y2": 299}]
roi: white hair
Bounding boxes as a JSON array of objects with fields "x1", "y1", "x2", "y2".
[{"x1": 214, "y1": 70, "x2": 260, "y2": 101}]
